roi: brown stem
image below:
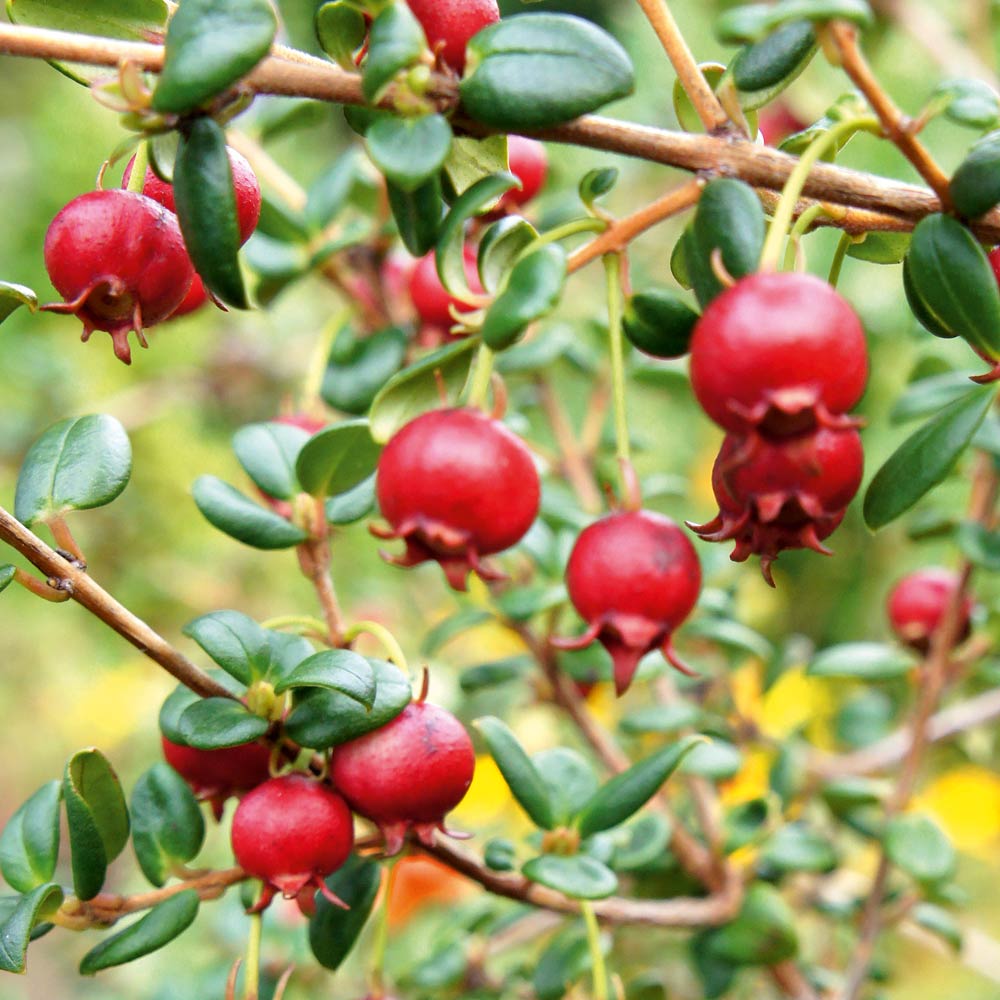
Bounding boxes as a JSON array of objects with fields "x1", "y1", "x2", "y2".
[
  {"x1": 296, "y1": 499, "x2": 347, "y2": 647},
  {"x1": 633, "y1": 0, "x2": 730, "y2": 132},
  {"x1": 0, "y1": 507, "x2": 234, "y2": 700},
  {"x1": 770, "y1": 961, "x2": 820, "y2": 1000},
  {"x1": 13, "y1": 566, "x2": 70, "y2": 602}
]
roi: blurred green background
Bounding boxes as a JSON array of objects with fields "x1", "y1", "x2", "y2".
[{"x1": 1, "y1": 0, "x2": 999, "y2": 997}]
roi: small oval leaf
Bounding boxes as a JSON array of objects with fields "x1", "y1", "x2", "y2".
[
  {"x1": 367, "y1": 114, "x2": 453, "y2": 192},
  {"x1": 885, "y1": 814, "x2": 956, "y2": 885},
  {"x1": 522, "y1": 854, "x2": 618, "y2": 899},
  {"x1": 807, "y1": 641, "x2": 916, "y2": 680},
  {"x1": 0, "y1": 782, "x2": 62, "y2": 894},
  {"x1": 731, "y1": 20, "x2": 816, "y2": 93},
  {"x1": 481, "y1": 244, "x2": 567, "y2": 351},
  {"x1": 623, "y1": 289, "x2": 699, "y2": 359},
  {"x1": 273, "y1": 649, "x2": 376, "y2": 708},
  {"x1": 950, "y1": 130, "x2": 1000, "y2": 218},
  {"x1": 233, "y1": 422, "x2": 311, "y2": 501},
  {"x1": 191, "y1": 476, "x2": 308, "y2": 549},
  {"x1": 177, "y1": 699, "x2": 269, "y2": 749},
  {"x1": 308, "y1": 854, "x2": 381, "y2": 970},
  {"x1": 295, "y1": 420, "x2": 382, "y2": 498},
  {"x1": 361, "y1": 1, "x2": 425, "y2": 103},
  {"x1": 0, "y1": 883, "x2": 63, "y2": 974}
]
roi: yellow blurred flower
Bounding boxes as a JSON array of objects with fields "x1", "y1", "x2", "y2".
[{"x1": 913, "y1": 765, "x2": 1000, "y2": 855}]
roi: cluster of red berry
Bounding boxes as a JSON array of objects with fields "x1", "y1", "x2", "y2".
[
  {"x1": 687, "y1": 271, "x2": 869, "y2": 585},
  {"x1": 42, "y1": 148, "x2": 261, "y2": 363}
]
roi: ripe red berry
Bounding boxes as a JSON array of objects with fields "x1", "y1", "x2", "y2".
[
  {"x1": 553, "y1": 510, "x2": 702, "y2": 696},
  {"x1": 409, "y1": 248, "x2": 483, "y2": 331},
  {"x1": 498, "y1": 136, "x2": 549, "y2": 211},
  {"x1": 161, "y1": 735, "x2": 272, "y2": 821},
  {"x1": 331, "y1": 700, "x2": 475, "y2": 855},
  {"x1": 43, "y1": 189, "x2": 194, "y2": 364},
  {"x1": 757, "y1": 102, "x2": 806, "y2": 146},
  {"x1": 887, "y1": 568, "x2": 973, "y2": 652},
  {"x1": 372, "y1": 407, "x2": 540, "y2": 590},
  {"x1": 688, "y1": 426, "x2": 864, "y2": 586},
  {"x1": 122, "y1": 148, "x2": 262, "y2": 245},
  {"x1": 230, "y1": 774, "x2": 354, "y2": 916},
  {"x1": 404, "y1": 0, "x2": 500, "y2": 72},
  {"x1": 688, "y1": 272, "x2": 868, "y2": 436},
  {"x1": 169, "y1": 275, "x2": 209, "y2": 319}
]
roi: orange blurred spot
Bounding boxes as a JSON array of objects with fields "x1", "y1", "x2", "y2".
[{"x1": 387, "y1": 855, "x2": 474, "y2": 927}]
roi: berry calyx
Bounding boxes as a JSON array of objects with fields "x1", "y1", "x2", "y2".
[
  {"x1": 230, "y1": 774, "x2": 354, "y2": 916},
  {"x1": 553, "y1": 510, "x2": 702, "y2": 695},
  {"x1": 372, "y1": 407, "x2": 540, "y2": 590},
  {"x1": 330, "y1": 700, "x2": 475, "y2": 856},
  {"x1": 43, "y1": 189, "x2": 195, "y2": 363},
  {"x1": 404, "y1": 0, "x2": 500, "y2": 72},
  {"x1": 688, "y1": 426, "x2": 864, "y2": 586},
  {"x1": 408, "y1": 248, "x2": 484, "y2": 332},
  {"x1": 161, "y1": 735, "x2": 272, "y2": 821},
  {"x1": 887, "y1": 568, "x2": 973, "y2": 652},
  {"x1": 688, "y1": 272, "x2": 868, "y2": 437}
]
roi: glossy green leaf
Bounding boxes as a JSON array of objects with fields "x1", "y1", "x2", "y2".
[
  {"x1": 362, "y1": 1, "x2": 424, "y2": 101},
  {"x1": 0, "y1": 883, "x2": 63, "y2": 974},
  {"x1": 522, "y1": 854, "x2": 618, "y2": 899},
  {"x1": 308, "y1": 855, "x2": 381, "y2": 970},
  {"x1": 80, "y1": 890, "x2": 199, "y2": 974},
  {"x1": 326, "y1": 474, "x2": 377, "y2": 525},
  {"x1": 886, "y1": 814, "x2": 956, "y2": 885},
  {"x1": 680, "y1": 740, "x2": 742, "y2": 781},
  {"x1": 705, "y1": 884, "x2": 798, "y2": 965},
  {"x1": 273, "y1": 649, "x2": 375, "y2": 709},
  {"x1": 444, "y1": 135, "x2": 508, "y2": 198},
  {"x1": 295, "y1": 420, "x2": 381, "y2": 498},
  {"x1": 890, "y1": 372, "x2": 973, "y2": 423},
  {"x1": 716, "y1": 0, "x2": 873, "y2": 43},
  {"x1": 0, "y1": 782, "x2": 61, "y2": 894},
  {"x1": 534, "y1": 924, "x2": 591, "y2": 1000},
  {"x1": 233, "y1": 422, "x2": 311, "y2": 501},
  {"x1": 284, "y1": 659, "x2": 410, "y2": 750},
  {"x1": 15, "y1": 415, "x2": 132, "y2": 527},
  {"x1": 475, "y1": 716, "x2": 557, "y2": 829},
  {"x1": 152, "y1": 0, "x2": 277, "y2": 113},
  {"x1": 579, "y1": 167, "x2": 619, "y2": 210},
  {"x1": 619, "y1": 703, "x2": 703, "y2": 736},
  {"x1": 0, "y1": 282, "x2": 37, "y2": 325},
  {"x1": 863, "y1": 386, "x2": 996, "y2": 530},
  {"x1": 63, "y1": 750, "x2": 129, "y2": 901},
  {"x1": 904, "y1": 255, "x2": 958, "y2": 340},
  {"x1": 759, "y1": 824, "x2": 837, "y2": 875},
  {"x1": 847, "y1": 231, "x2": 910, "y2": 265},
  {"x1": 779, "y1": 91, "x2": 870, "y2": 159},
  {"x1": 950, "y1": 130, "x2": 1000, "y2": 218},
  {"x1": 177, "y1": 698, "x2": 269, "y2": 750},
  {"x1": 808, "y1": 641, "x2": 916, "y2": 680},
  {"x1": 610, "y1": 813, "x2": 673, "y2": 871},
  {"x1": 731, "y1": 20, "x2": 816, "y2": 93},
  {"x1": 387, "y1": 175, "x2": 443, "y2": 257},
  {"x1": 478, "y1": 217, "x2": 539, "y2": 294},
  {"x1": 173, "y1": 117, "x2": 248, "y2": 309},
  {"x1": 191, "y1": 476, "x2": 308, "y2": 549},
  {"x1": 0, "y1": 565, "x2": 14, "y2": 594},
  {"x1": 315, "y1": 1, "x2": 367, "y2": 69},
  {"x1": 323, "y1": 326, "x2": 407, "y2": 416},
  {"x1": 622, "y1": 289, "x2": 698, "y2": 359},
  {"x1": 183, "y1": 611, "x2": 269, "y2": 686},
  {"x1": 482, "y1": 244, "x2": 567, "y2": 350},
  {"x1": 461, "y1": 14, "x2": 635, "y2": 129},
  {"x1": 684, "y1": 617, "x2": 774, "y2": 660},
  {"x1": 130, "y1": 765, "x2": 205, "y2": 888},
  {"x1": 367, "y1": 114, "x2": 452, "y2": 191},
  {"x1": 532, "y1": 749, "x2": 599, "y2": 826},
  {"x1": 368, "y1": 338, "x2": 477, "y2": 444},
  {"x1": 913, "y1": 903, "x2": 963, "y2": 952},
  {"x1": 933, "y1": 78, "x2": 1000, "y2": 130},
  {"x1": 483, "y1": 837, "x2": 517, "y2": 871},
  {"x1": 577, "y1": 735, "x2": 704, "y2": 838}
]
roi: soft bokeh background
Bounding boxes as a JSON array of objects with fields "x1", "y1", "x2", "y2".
[{"x1": 0, "y1": 0, "x2": 999, "y2": 997}]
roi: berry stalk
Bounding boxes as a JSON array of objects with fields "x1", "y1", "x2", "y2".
[
  {"x1": 243, "y1": 912, "x2": 262, "y2": 1000},
  {"x1": 581, "y1": 900, "x2": 609, "y2": 1000},
  {"x1": 603, "y1": 252, "x2": 634, "y2": 507},
  {"x1": 126, "y1": 140, "x2": 150, "y2": 195}
]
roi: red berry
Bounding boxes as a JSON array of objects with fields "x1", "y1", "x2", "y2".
[
  {"x1": 887, "y1": 568, "x2": 973, "y2": 652},
  {"x1": 689, "y1": 272, "x2": 868, "y2": 436},
  {"x1": 688, "y1": 426, "x2": 864, "y2": 585},
  {"x1": 122, "y1": 148, "x2": 261, "y2": 245},
  {"x1": 331, "y1": 701, "x2": 475, "y2": 855},
  {"x1": 989, "y1": 247, "x2": 1000, "y2": 287},
  {"x1": 275, "y1": 412, "x2": 327, "y2": 435},
  {"x1": 43, "y1": 189, "x2": 194, "y2": 364},
  {"x1": 409, "y1": 248, "x2": 483, "y2": 331},
  {"x1": 404, "y1": 0, "x2": 499, "y2": 71},
  {"x1": 372, "y1": 407, "x2": 540, "y2": 590},
  {"x1": 757, "y1": 102, "x2": 806, "y2": 146},
  {"x1": 169, "y1": 275, "x2": 209, "y2": 318},
  {"x1": 230, "y1": 774, "x2": 354, "y2": 916},
  {"x1": 161, "y1": 735, "x2": 272, "y2": 821},
  {"x1": 499, "y1": 136, "x2": 549, "y2": 210},
  {"x1": 553, "y1": 510, "x2": 702, "y2": 696}
]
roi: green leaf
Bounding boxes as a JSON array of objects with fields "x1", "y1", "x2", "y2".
[
  {"x1": 682, "y1": 617, "x2": 774, "y2": 660},
  {"x1": 368, "y1": 338, "x2": 478, "y2": 444},
  {"x1": 460, "y1": 14, "x2": 635, "y2": 129},
  {"x1": 0, "y1": 782, "x2": 61, "y2": 894},
  {"x1": 482, "y1": 245, "x2": 567, "y2": 351},
  {"x1": 956, "y1": 520, "x2": 1000, "y2": 571},
  {"x1": 890, "y1": 372, "x2": 974, "y2": 424},
  {"x1": 705, "y1": 883, "x2": 798, "y2": 965},
  {"x1": 315, "y1": 1, "x2": 367, "y2": 69},
  {"x1": 610, "y1": 813, "x2": 673, "y2": 871},
  {"x1": 478, "y1": 217, "x2": 540, "y2": 295},
  {"x1": 904, "y1": 214, "x2": 1000, "y2": 357},
  {"x1": 731, "y1": 20, "x2": 816, "y2": 93},
  {"x1": 295, "y1": 420, "x2": 381, "y2": 498},
  {"x1": 933, "y1": 79, "x2": 1000, "y2": 130},
  {"x1": 885, "y1": 814, "x2": 956, "y2": 885},
  {"x1": 847, "y1": 231, "x2": 911, "y2": 265},
  {"x1": 387, "y1": 175, "x2": 443, "y2": 257},
  {"x1": 808, "y1": 641, "x2": 916, "y2": 680},
  {"x1": 367, "y1": 114, "x2": 452, "y2": 191},
  {"x1": 863, "y1": 386, "x2": 996, "y2": 530},
  {"x1": 177, "y1": 699, "x2": 269, "y2": 750},
  {"x1": 308, "y1": 855, "x2": 381, "y2": 970},
  {"x1": 191, "y1": 476, "x2": 308, "y2": 549},
  {"x1": 913, "y1": 903, "x2": 963, "y2": 952},
  {"x1": 459, "y1": 655, "x2": 533, "y2": 693},
  {"x1": 579, "y1": 167, "x2": 619, "y2": 211},
  {"x1": 619, "y1": 703, "x2": 703, "y2": 736},
  {"x1": 950, "y1": 130, "x2": 1000, "y2": 218},
  {"x1": 533, "y1": 749, "x2": 599, "y2": 826},
  {"x1": 284, "y1": 659, "x2": 410, "y2": 750},
  {"x1": 474, "y1": 717, "x2": 557, "y2": 829},
  {"x1": 15, "y1": 415, "x2": 132, "y2": 527},
  {"x1": 576, "y1": 735, "x2": 704, "y2": 838},
  {"x1": 0, "y1": 281, "x2": 37, "y2": 325},
  {"x1": 672, "y1": 64, "x2": 726, "y2": 133},
  {"x1": 173, "y1": 117, "x2": 249, "y2": 309},
  {"x1": 152, "y1": 0, "x2": 277, "y2": 113},
  {"x1": 422, "y1": 608, "x2": 493, "y2": 655},
  {"x1": 130, "y1": 765, "x2": 206, "y2": 888},
  {"x1": 183, "y1": 611, "x2": 269, "y2": 686},
  {"x1": 716, "y1": 0, "x2": 873, "y2": 43},
  {"x1": 233, "y1": 422, "x2": 311, "y2": 501},
  {"x1": 323, "y1": 326, "x2": 407, "y2": 416},
  {"x1": 305, "y1": 149, "x2": 370, "y2": 230},
  {"x1": 494, "y1": 583, "x2": 567, "y2": 622},
  {"x1": 759, "y1": 824, "x2": 837, "y2": 875},
  {"x1": 326, "y1": 475, "x2": 377, "y2": 525},
  {"x1": 362, "y1": 1, "x2": 425, "y2": 102},
  {"x1": 274, "y1": 649, "x2": 376, "y2": 708},
  {"x1": 533, "y1": 924, "x2": 591, "y2": 1000},
  {"x1": 484, "y1": 837, "x2": 517, "y2": 871},
  {"x1": 0, "y1": 883, "x2": 63, "y2": 974},
  {"x1": 680, "y1": 740, "x2": 742, "y2": 781},
  {"x1": 410, "y1": 942, "x2": 468, "y2": 989},
  {"x1": 79, "y1": 890, "x2": 199, "y2": 974},
  {"x1": 0, "y1": 565, "x2": 14, "y2": 594},
  {"x1": 444, "y1": 135, "x2": 509, "y2": 198},
  {"x1": 63, "y1": 750, "x2": 130, "y2": 901},
  {"x1": 623, "y1": 289, "x2": 698, "y2": 359},
  {"x1": 522, "y1": 854, "x2": 618, "y2": 899}
]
